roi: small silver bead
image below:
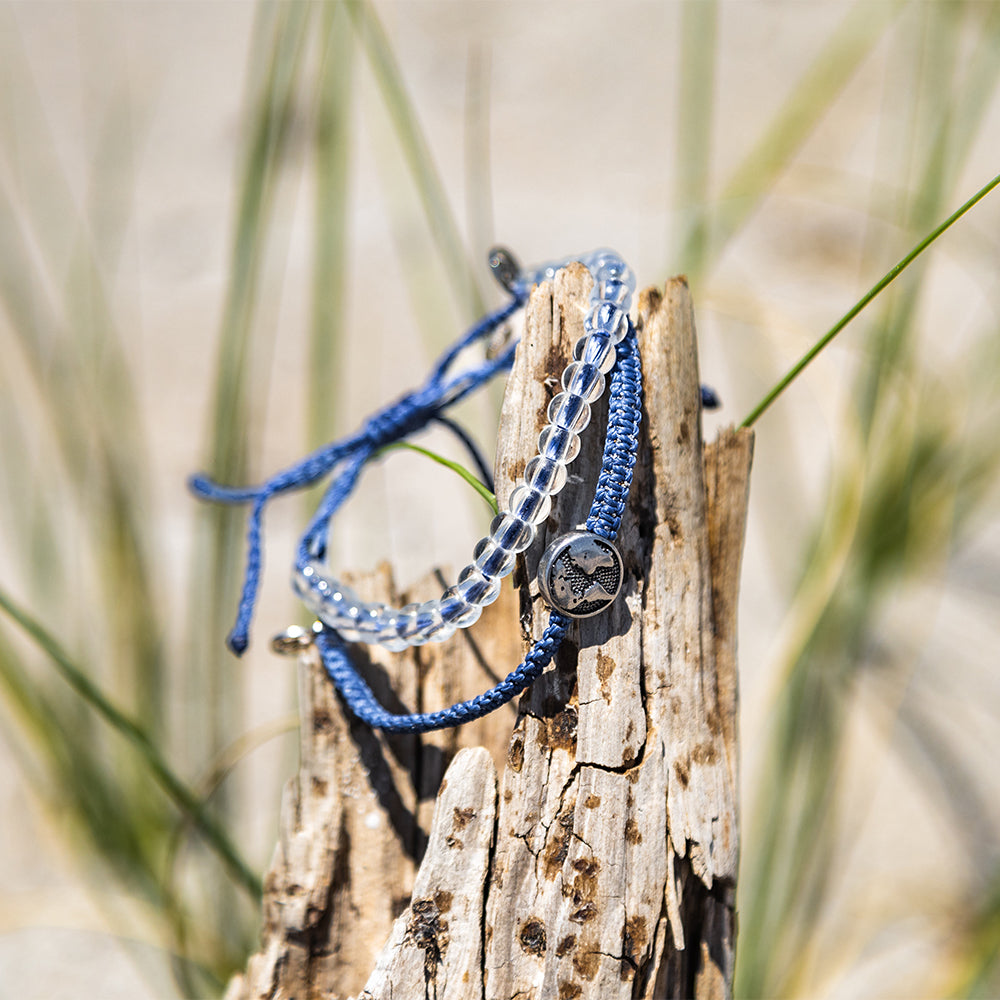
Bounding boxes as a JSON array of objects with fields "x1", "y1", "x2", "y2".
[{"x1": 271, "y1": 624, "x2": 315, "y2": 655}]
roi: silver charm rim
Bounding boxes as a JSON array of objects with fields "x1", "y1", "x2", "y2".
[{"x1": 537, "y1": 530, "x2": 623, "y2": 619}]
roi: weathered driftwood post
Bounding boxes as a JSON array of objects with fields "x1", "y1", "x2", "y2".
[{"x1": 226, "y1": 265, "x2": 753, "y2": 1000}]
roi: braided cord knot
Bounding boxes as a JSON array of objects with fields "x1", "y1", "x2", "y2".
[{"x1": 361, "y1": 391, "x2": 438, "y2": 451}]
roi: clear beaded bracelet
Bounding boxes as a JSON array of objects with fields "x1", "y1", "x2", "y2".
[
  {"x1": 190, "y1": 248, "x2": 648, "y2": 732},
  {"x1": 293, "y1": 249, "x2": 637, "y2": 649}
]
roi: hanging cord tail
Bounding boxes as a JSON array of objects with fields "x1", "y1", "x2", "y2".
[{"x1": 189, "y1": 292, "x2": 525, "y2": 655}]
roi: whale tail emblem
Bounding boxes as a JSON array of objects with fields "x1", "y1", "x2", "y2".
[{"x1": 550, "y1": 575, "x2": 616, "y2": 611}]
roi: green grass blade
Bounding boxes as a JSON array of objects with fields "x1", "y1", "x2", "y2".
[
  {"x1": 854, "y1": 3, "x2": 1000, "y2": 429},
  {"x1": 0, "y1": 585, "x2": 262, "y2": 901},
  {"x1": 740, "y1": 170, "x2": 1000, "y2": 428},
  {"x1": 674, "y1": 0, "x2": 717, "y2": 276},
  {"x1": 182, "y1": 7, "x2": 317, "y2": 957},
  {"x1": 0, "y1": 20, "x2": 166, "y2": 738},
  {"x1": 0, "y1": 624, "x2": 175, "y2": 906},
  {"x1": 952, "y1": 871, "x2": 1000, "y2": 997},
  {"x1": 346, "y1": 0, "x2": 482, "y2": 319},
  {"x1": 703, "y1": 0, "x2": 906, "y2": 272},
  {"x1": 188, "y1": 0, "x2": 314, "y2": 778},
  {"x1": 738, "y1": 7, "x2": 1000, "y2": 992},
  {"x1": 464, "y1": 42, "x2": 495, "y2": 286},
  {"x1": 202, "y1": 1, "x2": 314, "y2": 486},
  {"x1": 380, "y1": 442, "x2": 498, "y2": 514},
  {"x1": 163, "y1": 714, "x2": 299, "y2": 992},
  {"x1": 309, "y1": 2, "x2": 355, "y2": 448}
]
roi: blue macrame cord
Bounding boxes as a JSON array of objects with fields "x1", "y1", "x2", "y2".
[
  {"x1": 190, "y1": 258, "x2": 646, "y2": 734},
  {"x1": 312, "y1": 330, "x2": 642, "y2": 734},
  {"x1": 190, "y1": 294, "x2": 526, "y2": 655}
]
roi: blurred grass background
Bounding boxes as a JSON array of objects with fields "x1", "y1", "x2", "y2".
[{"x1": 0, "y1": 1, "x2": 999, "y2": 996}]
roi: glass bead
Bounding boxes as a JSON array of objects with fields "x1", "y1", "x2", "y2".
[
  {"x1": 585, "y1": 302, "x2": 628, "y2": 343},
  {"x1": 489, "y1": 512, "x2": 536, "y2": 553},
  {"x1": 548, "y1": 391, "x2": 591, "y2": 433},
  {"x1": 538, "y1": 425, "x2": 580, "y2": 465},
  {"x1": 379, "y1": 634, "x2": 409, "y2": 652},
  {"x1": 341, "y1": 595, "x2": 364, "y2": 623},
  {"x1": 457, "y1": 564, "x2": 502, "y2": 607},
  {"x1": 414, "y1": 599, "x2": 453, "y2": 641},
  {"x1": 327, "y1": 609, "x2": 350, "y2": 630},
  {"x1": 427, "y1": 623, "x2": 457, "y2": 643},
  {"x1": 574, "y1": 333, "x2": 616, "y2": 374},
  {"x1": 593, "y1": 253, "x2": 631, "y2": 283},
  {"x1": 395, "y1": 603, "x2": 425, "y2": 642},
  {"x1": 473, "y1": 537, "x2": 517, "y2": 579},
  {"x1": 508, "y1": 485, "x2": 552, "y2": 525},
  {"x1": 524, "y1": 455, "x2": 568, "y2": 496},
  {"x1": 439, "y1": 585, "x2": 480, "y2": 626},
  {"x1": 353, "y1": 602, "x2": 384, "y2": 635},
  {"x1": 328, "y1": 583, "x2": 357, "y2": 609},
  {"x1": 438, "y1": 588, "x2": 465, "y2": 621},
  {"x1": 587, "y1": 247, "x2": 628, "y2": 276},
  {"x1": 599, "y1": 264, "x2": 635, "y2": 291},
  {"x1": 592, "y1": 278, "x2": 633, "y2": 307},
  {"x1": 561, "y1": 361, "x2": 605, "y2": 404},
  {"x1": 333, "y1": 594, "x2": 364, "y2": 639},
  {"x1": 453, "y1": 600, "x2": 483, "y2": 628},
  {"x1": 416, "y1": 600, "x2": 443, "y2": 628},
  {"x1": 372, "y1": 609, "x2": 408, "y2": 650},
  {"x1": 394, "y1": 602, "x2": 419, "y2": 623},
  {"x1": 374, "y1": 603, "x2": 397, "y2": 629}
]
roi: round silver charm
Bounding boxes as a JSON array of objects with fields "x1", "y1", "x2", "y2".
[{"x1": 537, "y1": 531, "x2": 624, "y2": 618}]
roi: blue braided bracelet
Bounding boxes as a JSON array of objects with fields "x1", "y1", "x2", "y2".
[
  {"x1": 313, "y1": 327, "x2": 642, "y2": 733},
  {"x1": 294, "y1": 249, "x2": 638, "y2": 648},
  {"x1": 190, "y1": 249, "x2": 644, "y2": 733}
]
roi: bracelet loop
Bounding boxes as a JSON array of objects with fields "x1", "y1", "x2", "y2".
[
  {"x1": 190, "y1": 249, "x2": 645, "y2": 731},
  {"x1": 294, "y1": 250, "x2": 639, "y2": 649}
]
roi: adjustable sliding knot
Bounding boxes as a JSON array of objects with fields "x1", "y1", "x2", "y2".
[{"x1": 361, "y1": 391, "x2": 439, "y2": 450}]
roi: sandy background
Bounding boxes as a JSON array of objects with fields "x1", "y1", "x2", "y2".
[{"x1": 1, "y1": 2, "x2": 999, "y2": 997}]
